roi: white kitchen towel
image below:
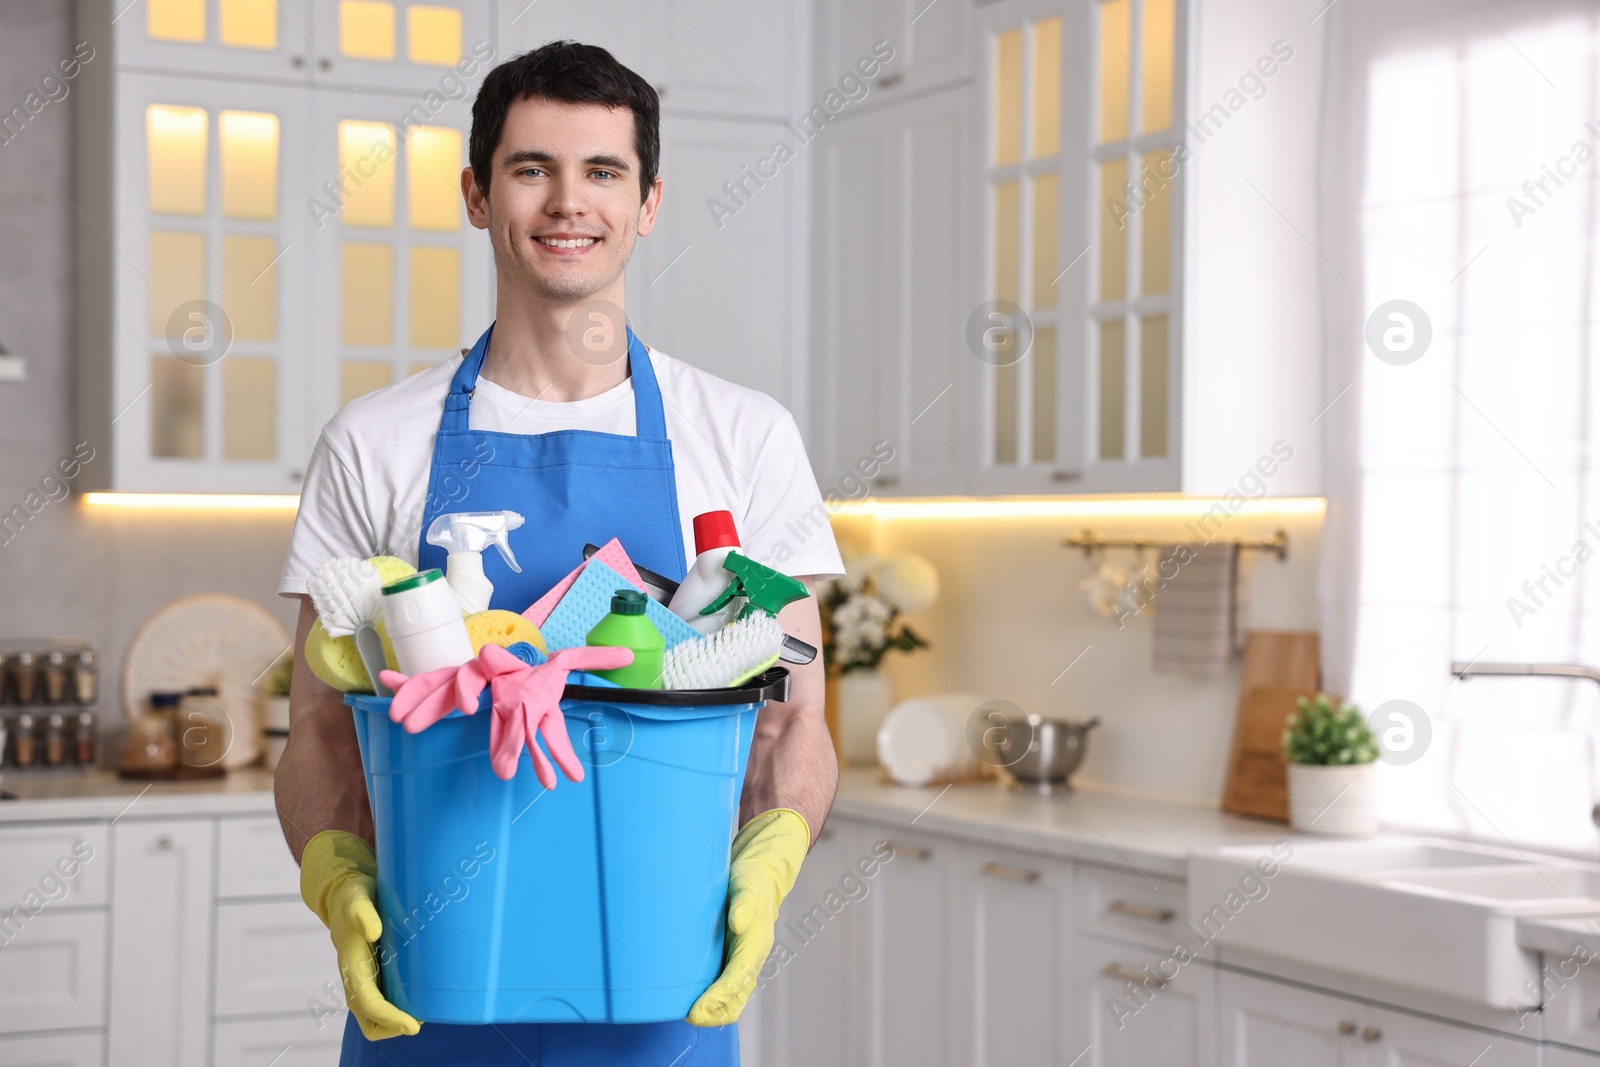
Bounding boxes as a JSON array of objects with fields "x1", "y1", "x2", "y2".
[{"x1": 1151, "y1": 543, "x2": 1241, "y2": 676}]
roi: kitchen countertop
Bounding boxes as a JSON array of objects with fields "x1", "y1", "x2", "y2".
[
  {"x1": 831, "y1": 767, "x2": 1293, "y2": 878},
  {"x1": 1516, "y1": 913, "x2": 1600, "y2": 958},
  {"x1": 0, "y1": 768, "x2": 279, "y2": 823}
]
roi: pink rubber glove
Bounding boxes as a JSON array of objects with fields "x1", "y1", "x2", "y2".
[
  {"x1": 379, "y1": 645, "x2": 634, "y2": 787},
  {"x1": 475, "y1": 645, "x2": 633, "y2": 784}
]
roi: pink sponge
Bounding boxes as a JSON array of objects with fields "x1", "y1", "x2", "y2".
[{"x1": 523, "y1": 538, "x2": 647, "y2": 627}]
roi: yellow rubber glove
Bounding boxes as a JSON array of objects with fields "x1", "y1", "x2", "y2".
[
  {"x1": 688, "y1": 808, "x2": 810, "y2": 1027},
  {"x1": 301, "y1": 830, "x2": 422, "y2": 1041}
]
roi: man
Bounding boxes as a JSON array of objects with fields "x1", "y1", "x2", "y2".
[{"x1": 276, "y1": 41, "x2": 842, "y2": 1066}]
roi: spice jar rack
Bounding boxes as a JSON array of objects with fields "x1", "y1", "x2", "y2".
[{"x1": 0, "y1": 639, "x2": 102, "y2": 773}]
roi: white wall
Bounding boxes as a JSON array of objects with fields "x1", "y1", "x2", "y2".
[{"x1": 839, "y1": 505, "x2": 1324, "y2": 804}]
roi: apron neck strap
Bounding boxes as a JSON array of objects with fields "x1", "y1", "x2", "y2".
[{"x1": 442, "y1": 323, "x2": 668, "y2": 442}]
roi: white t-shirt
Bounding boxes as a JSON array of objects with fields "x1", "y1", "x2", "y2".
[{"x1": 278, "y1": 347, "x2": 845, "y2": 598}]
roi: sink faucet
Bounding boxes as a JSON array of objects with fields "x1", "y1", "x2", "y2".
[{"x1": 1450, "y1": 661, "x2": 1600, "y2": 827}]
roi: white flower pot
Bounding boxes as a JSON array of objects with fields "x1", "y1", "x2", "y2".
[
  {"x1": 1288, "y1": 762, "x2": 1378, "y2": 836},
  {"x1": 836, "y1": 669, "x2": 893, "y2": 766}
]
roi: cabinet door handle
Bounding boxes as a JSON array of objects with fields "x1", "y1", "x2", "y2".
[
  {"x1": 980, "y1": 862, "x2": 1038, "y2": 883},
  {"x1": 156, "y1": 834, "x2": 174, "y2": 850},
  {"x1": 318, "y1": 57, "x2": 333, "y2": 72},
  {"x1": 1361, "y1": 1027, "x2": 1381, "y2": 1042},
  {"x1": 290, "y1": 55, "x2": 305, "y2": 69},
  {"x1": 873, "y1": 475, "x2": 899, "y2": 488},
  {"x1": 876, "y1": 72, "x2": 904, "y2": 90},
  {"x1": 882, "y1": 840, "x2": 930, "y2": 860},
  {"x1": 1107, "y1": 900, "x2": 1175, "y2": 923},
  {"x1": 1051, "y1": 470, "x2": 1082, "y2": 483},
  {"x1": 1337, "y1": 1020, "x2": 1357, "y2": 1035},
  {"x1": 1102, "y1": 963, "x2": 1165, "y2": 990},
  {"x1": 818, "y1": 828, "x2": 835, "y2": 841}
]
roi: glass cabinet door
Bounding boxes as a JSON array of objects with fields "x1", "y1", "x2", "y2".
[
  {"x1": 978, "y1": 0, "x2": 1184, "y2": 493},
  {"x1": 118, "y1": 74, "x2": 311, "y2": 493},
  {"x1": 307, "y1": 90, "x2": 492, "y2": 437},
  {"x1": 115, "y1": 0, "x2": 316, "y2": 85},
  {"x1": 309, "y1": 0, "x2": 494, "y2": 93}
]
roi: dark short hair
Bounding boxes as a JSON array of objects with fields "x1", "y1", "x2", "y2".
[{"x1": 469, "y1": 41, "x2": 660, "y2": 202}]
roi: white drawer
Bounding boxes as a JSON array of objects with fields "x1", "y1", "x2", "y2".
[
  {"x1": 0, "y1": 824, "x2": 109, "y2": 908},
  {"x1": 213, "y1": 1015, "x2": 344, "y2": 1067},
  {"x1": 1077, "y1": 862, "x2": 1188, "y2": 950},
  {"x1": 214, "y1": 901, "x2": 339, "y2": 1017},
  {"x1": 217, "y1": 816, "x2": 300, "y2": 899},
  {"x1": 0, "y1": 1030, "x2": 105, "y2": 1067},
  {"x1": 0, "y1": 910, "x2": 108, "y2": 1034}
]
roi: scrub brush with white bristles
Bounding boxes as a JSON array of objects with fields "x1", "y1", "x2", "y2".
[
  {"x1": 307, "y1": 557, "x2": 383, "y2": 637},
  {"x1": 661, "y1": 612, "x2": 784, "y2": 690}
]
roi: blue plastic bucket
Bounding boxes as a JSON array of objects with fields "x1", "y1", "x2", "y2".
[{"x1": 345, "y1": 668, "x2": 786, "y2": 1025}]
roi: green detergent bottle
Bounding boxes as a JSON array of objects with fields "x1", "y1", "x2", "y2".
[{"x1": 586, "y1": 589, "x2": 665, "y2": 688}]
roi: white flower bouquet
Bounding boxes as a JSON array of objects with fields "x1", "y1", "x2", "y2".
[{"x1": 819, "y1": 551, "x2": 938, "y2": 674}]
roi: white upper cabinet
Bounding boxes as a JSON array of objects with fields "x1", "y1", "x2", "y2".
[
  {"x1": 309, "y1": 0, "x2": 494, "y2": 93},
  {"x1": 92, "y1": 72, "x2": 314, "y2": 493},
  {"x1": 75, "y1": 0, "x2": 493, "y2": 493},
  {"x1": 811, "y1": 86, "x2": 973, "y2": 495},
  {"x1": 305, "y1": 87, "x2": 492, "y2": 436},
  {"x1": 106, "y1": 0, "x2": 316, "y2": 83},
  {"x1": 813, "y1": 0, "x2": 972, "y2": 103},
  {"x1": 498, "y1": 0, "x2": 801, "y2": 119}
]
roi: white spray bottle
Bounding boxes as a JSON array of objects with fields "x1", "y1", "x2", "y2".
[{"x1": 425, "y1": 510, "x2": 526, "y2": 614}]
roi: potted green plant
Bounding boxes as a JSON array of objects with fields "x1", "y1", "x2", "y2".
[
  {"x1": 259, "y1": 652, "x2": 293, "y2": 769},
  {"x1": 1283, "y1": 693, "x2": 1380, "y2": 835}
]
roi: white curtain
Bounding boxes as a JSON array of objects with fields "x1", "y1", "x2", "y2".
[{"x1": 1321, "y1": 0, "x2": 1600, "y2": 855}]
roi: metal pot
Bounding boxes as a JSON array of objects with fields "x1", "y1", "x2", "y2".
[{"x1": 988, "y1": 713, "x2": 1100, "y2": 793}]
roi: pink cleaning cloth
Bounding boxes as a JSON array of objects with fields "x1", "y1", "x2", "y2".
[
  {"x1": 380, "y1": 643, "x2": 633, "y2": 786},
  {"x1": 523, "y1": 537, "x2": 647, "y2": 626}
]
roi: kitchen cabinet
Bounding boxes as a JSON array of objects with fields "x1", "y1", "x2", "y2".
[
  {"x1": 74, "y1": 0, "x2": 493, "y2": 494},
  {"x1": 812, "y1": 0, "x2": 972, "y2": 104},
  {"x1": 857, "y1": 829, "x2": 961, "y2": 1067},
  {"x1": 813, "y1": 0, "x2": 1324, "y2": 497},
  {"x1": 308, "y1": 0, "x2": 493, "y2": 93},
  {"x1": 1549, "y1": 1049, "x2": 1600, "y2": 1066},
  {"x1": 1073, "y1": 934, "x2": 1214, "y2": 1067},
  {"x1": 811, "y1": 85, "x2": 973, "y2": 495},
  {"x1": 499, "y1": 0, "x2": 802, "y2": 119},
  {"x1": 0, "y1": 1031, "x2": 106, "y2": 1067},
  {"x1": 962, "y1": 843, "x2": 1075, "y2": 1067},
  {"x1": 105, "y1": 0, "x2": 315, "y2": 85},
  {"x1": 305, "y1": 85, "x2": 491, "y2": 435},
  {"x1": 107, "y1": 819, "x2": 215, "y2": 1067},
  {"x1": 751, "y1": 823, "x2": 864, "y2": 1067},
  {"x1": 1217, "y1": 970, "x2": 1539, "y2": 1067},
  {"x1": 0, "y1": 911, "x2": 109, "y2": 1036}
]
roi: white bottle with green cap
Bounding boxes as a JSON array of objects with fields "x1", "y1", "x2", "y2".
[{"x1": 380, "y1": 568, "x2": 474, "y2": 676}]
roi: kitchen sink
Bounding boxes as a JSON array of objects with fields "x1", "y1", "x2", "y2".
[
  {"x1": 1287, "y1": 840, "x2": 1521, "y2": 874},
  {"x1": 1188, "y1": 837, "x2": 1600, "y2": 1009},
  {"x1": 1386, "y1": 865, "x2": 1600, "y2": 904}
]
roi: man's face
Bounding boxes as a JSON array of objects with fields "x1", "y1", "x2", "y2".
[{"x1": 465, "y1": 97, "x2": 661, "y2": 304}]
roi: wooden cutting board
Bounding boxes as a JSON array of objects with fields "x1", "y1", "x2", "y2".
[{"x1": 1221, "y1": 631, "x2": 1322, "y2": 821}]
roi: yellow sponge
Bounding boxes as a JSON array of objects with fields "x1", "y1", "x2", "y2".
[
  {"x1": 304, "y1": 617, "x2": 398, "y2": 694},
  {"x1": 465, "y1": 610, "x2": 546, "y2": 655},
  {"x1": 368, "y1": 556, "x2": 416, "y2": 585}
]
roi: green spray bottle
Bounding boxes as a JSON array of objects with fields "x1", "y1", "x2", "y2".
[{"x1": 585, "y1": 589, "x2": 665, "y2": 688}]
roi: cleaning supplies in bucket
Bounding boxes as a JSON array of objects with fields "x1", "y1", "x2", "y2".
[
  {"x1": 380, "y1": 569, "x2": 474, "y2": 675},
  {"x1": 344, "y1": 667, "x2": 787, "y2": 1024},
  {"x1": 661, "y1": 611, "x2": 784, "y2": 689},
  {"x1": 425, "y1": 510, "x2": 525, "y2": 614},
  {"x1": 668, "y1": 510, "x2": 744, "y2": 634},
  {"x1": 586, "y1": 590, "x2": 665, "y2": 688}
]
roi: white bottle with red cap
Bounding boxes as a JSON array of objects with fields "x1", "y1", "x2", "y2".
[{"x1": 668, "y1": 510, "x2": 744, "y2": 635}]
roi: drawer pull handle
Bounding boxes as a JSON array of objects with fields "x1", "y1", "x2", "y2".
[
  {"x1": 1361, "y1": 1027, "x2": 1381, "y2": 1042},
  {"x1": 156, "y1": 834, "x2": 174, "y2": 850},
  {"x1": 1338, "y1": 1020, "x2": 1357, "y2": 1035},
  {"x1": 882, "y1": 840, "x2": 930, "y2": 860},
  {"x1": 980, "y1": 862, "x2": 1038, "y2": 883},
  {"x1": 1107, "y1": 900, "x2": 1175, "y2": 923},
  {"x1": 1102, "y1": 963, "x2": 1165, "y2": 990}
]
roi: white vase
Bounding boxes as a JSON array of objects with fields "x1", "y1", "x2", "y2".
[
  {"x1": 1288, "y1": 763, "x2": 1378, "y2": 836},
  {"x1": 836, "y1": 669, "x2": 893, "y2": 766}
]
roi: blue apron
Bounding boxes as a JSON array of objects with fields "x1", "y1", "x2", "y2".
[{"x1": 338, "y1": 323, "x2": 737, "y2": 1067}]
